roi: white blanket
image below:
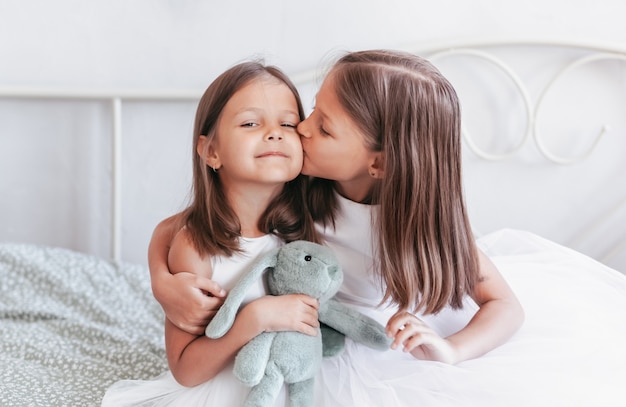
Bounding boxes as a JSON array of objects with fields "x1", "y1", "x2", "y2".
[{"x1": 1, "y1": 229, "x2": 625, "y2": 406}]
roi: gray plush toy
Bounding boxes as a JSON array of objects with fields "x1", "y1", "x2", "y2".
[{"x1": 205, "y1": 240, "x2": 391, "y2": 407}]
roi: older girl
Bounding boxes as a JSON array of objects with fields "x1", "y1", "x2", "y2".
[{"x1": 300, "y1": 50, "x2": 523, "y2": 364}]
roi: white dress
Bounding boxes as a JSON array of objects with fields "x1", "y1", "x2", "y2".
[
  {"x1": 103, "y1": 197, "x2": 626, "y2": 406},
  {"x1": 101, "y1": 234, "x2": 291, "y2": 406},
  {"x1": 314, "y1": 194, "x2": 626, "y2": 407}
]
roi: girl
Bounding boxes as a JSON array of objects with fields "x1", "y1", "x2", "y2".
[
  {"x1": 147, "y1": 50, "x2": 525, "y2": 406},
  {"x1": 102, "y1": 61, "x2": 319, "y2": 405},
  {"x1": 299, "y1": 50, "x2": 524, "y2": 364}
]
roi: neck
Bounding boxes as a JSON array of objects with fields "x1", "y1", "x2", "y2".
[
  {"x1": 335, "y1": 177, "x2": 378, "y2": 204},
  {"x1": 223, "y1": 182, "x2": 283, "y2": 238}
]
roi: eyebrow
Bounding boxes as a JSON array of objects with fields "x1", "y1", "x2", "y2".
[{"x1": 234, "y1": 107, "x2": 299, "y2": 117}]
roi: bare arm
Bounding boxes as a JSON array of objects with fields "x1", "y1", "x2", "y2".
[
  {"x1": 161, "y1": 223, "x2": 321, "y2": 386},
  {"x1": 444, "y1": 250, "x2": 524, "y2": 361},
  {"x1": 386, "y1": 249, "x2": 524, "y2": 364},
  {"x1": 167, "y1": 293, "x2": 320, "y2": 387},
  {"x1": 149, "y1": 215, "x2": 226, "y2": 335}
]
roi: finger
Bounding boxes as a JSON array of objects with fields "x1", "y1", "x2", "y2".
[
  {"x1": 296, "y1": 297, "x2": 320, "y2": 331},
  {"x1": 390, "y1": 327, "x2": 414, "y2": 350},
  {"x1": 296, "y1": 294, "x2": 320, "y2": 309},
  {"x1": 304, "y1": 311, "x2": 320, "y2": 328},
  {"x1": 200, "y1": 295, "x2": 224, "y2": 312},
  {"x1": 298, "y1": 321, "x2": 320, "y2": 336},
  {"x1": 402, "y1": 332, "x2": 432, "y2": 352},
  {"x1": 389, "y1": 318, "x2": 429, "y2": 349},
  {"x1": 195, "y1": 277, "x2": 226, "y2": 298},
  {"x1": 401, "y1": 325, "x2": 437, "y2": 352},
  {"x1": 386, "y1": 312, "x2": 419, "y2": 336},
  {"x1": 292, "y1": 300, "x2": 319, "y2": 327}
]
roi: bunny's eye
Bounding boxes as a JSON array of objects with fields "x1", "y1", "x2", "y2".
[{"x1": 304, "y1": 255, "x2": 312, "y2": 261}]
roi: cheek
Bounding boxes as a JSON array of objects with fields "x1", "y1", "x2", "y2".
[
  {"x1": 315, "y1": 139, "x2": 350, "y2": 162},
  {"x1": 302, "y1": 138, "x2": 328, "y2": 163},
  {"x1": 302, "y1": 140, "x2": 342, "y2": 176},
  {"x1": 284, "y1": 135, "x2": 303, "y2": 170},
  {"x1": 310, "y1": 139, "x2": 372, "y2": 179},
  {"x1": 300, "y1": 136, "x2": 312, "y2": 156},
  {"x1": 292, "y1": 145, "x2": 304, "y2": 169}
]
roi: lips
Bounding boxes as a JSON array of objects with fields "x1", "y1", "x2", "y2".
[{"x1": 256, "y1": 151, "x2": 288, "y2": 158}]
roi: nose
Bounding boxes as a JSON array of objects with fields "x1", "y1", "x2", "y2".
[
  {"x1": 297, "y1": 119, "x2": 311, "y2": 139},
  {"x1": 264, "y1": 125, "x2": 284, "y2": 141}
]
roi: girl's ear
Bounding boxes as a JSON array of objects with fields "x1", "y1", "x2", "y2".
[
  {"x1": 197, "y1": 135, "x2": 221, "y2": 171},
  {"x1": 368, "y1": 152, "x2": 384, "y2": 179}
]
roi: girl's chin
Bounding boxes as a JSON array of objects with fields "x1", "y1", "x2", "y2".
[
  {"x1": 300, "y1": 164, "x2": 313, "y2": 177},
  {"x1": 301, "y1": 160, "x2": 324, "y2": 178}
]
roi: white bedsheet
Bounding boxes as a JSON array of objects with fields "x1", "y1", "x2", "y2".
[
  {"x1": 476, "y1": 229, "x2": 626, "y2": 406},
  {"x1": 2, "y1": 229, "x2": 625, "y2": 406}
]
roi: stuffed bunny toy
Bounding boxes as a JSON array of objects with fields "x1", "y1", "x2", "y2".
[{"x1": 205, "y1": 240, "x2": 391, "y2": 407}]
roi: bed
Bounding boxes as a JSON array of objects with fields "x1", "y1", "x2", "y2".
[
  {"x1": 1, "y1": 40, "x2": 626, "y2": 406},
  {"x1": 0, "y1": 244, "x2": 167, "y2": 406}
]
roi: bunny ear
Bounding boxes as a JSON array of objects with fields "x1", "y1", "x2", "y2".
[{"x1": 205, "y1": 248, "x2": 280, "y2": 338}]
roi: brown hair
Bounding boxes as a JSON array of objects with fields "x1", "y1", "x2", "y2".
[
  {"x1": 309, "y1": 50, "x2": 479, "y2": 314},
  {"x1": 182, "y1": 61, "x2": 317, "y2": 258}
]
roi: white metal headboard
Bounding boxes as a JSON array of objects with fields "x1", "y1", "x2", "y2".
[
  {"x1": 426, "y1": 45, "x2": 626, "y2": 164},
  {"x1": 0, "y1": 89, "x2": 201, "y2": 261},
  {"x1": 2, "y1": 39, "x2": 625, "y2": 263}
]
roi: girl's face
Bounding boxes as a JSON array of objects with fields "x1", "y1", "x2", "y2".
[
  {"x1": 203, "y1": 77, "x2": 303, "y2": 190},
  {"x1": 297, "y1": 75, "x2": 380, "y2": 202}
]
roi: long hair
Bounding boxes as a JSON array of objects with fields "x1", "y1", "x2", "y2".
[
  {"x1": 183, "y1": 61, "x2": 317, "y2": 258},
  {"x1": 310, "y1": 50, "x2": 479, "y2": 314}
]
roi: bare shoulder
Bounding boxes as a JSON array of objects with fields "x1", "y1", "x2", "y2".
[
  {"x1": 154, "y1": 214, "x2": 183, "y2": 238},
  {"x1": 168, "y1": 225, "x2": 213, "y2": 278}
]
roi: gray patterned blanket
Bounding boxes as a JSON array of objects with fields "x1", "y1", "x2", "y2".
[{"x1": 0, "y1": 243, "x2": 168, "y2": 406}]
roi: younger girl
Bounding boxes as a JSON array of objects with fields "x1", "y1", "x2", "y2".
[{"x1": 102, "y1": 61, "x2": 319, "y2": 405}]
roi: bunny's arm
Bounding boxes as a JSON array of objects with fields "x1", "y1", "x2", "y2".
[
  {"x1": 320, "y1": 323, "x2": 346, "y2": 357},
  {"x1": 205, "y1": 249, "x2": 279, "y2": 339},
  {"x1": 319, "y1": 299, "x2": 392, "y2": 350}
]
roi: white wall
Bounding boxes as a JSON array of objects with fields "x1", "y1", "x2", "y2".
[
  {"x1": 3, "y1": 0, "x2": 626, "y2": 89},
  {"x1": 2, "y1": 0, "x2": 626, "y2": 269}
]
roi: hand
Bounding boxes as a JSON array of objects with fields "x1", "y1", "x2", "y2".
[
  {"x1": 386, "y1": 311, "x2": 458, "y2": 364},
  {"x1": 242, "y1": 294, "x2": 320, "y2": 337},
  {"x1": 159, "y1": 272, "x2": 226, "y2": 335}
]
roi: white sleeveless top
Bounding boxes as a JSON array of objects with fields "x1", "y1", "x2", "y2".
[
  {"x1": 315, "y1": 193, "x2": 390, "y2": 312},
  {"x1": 211, "y1": 234, "x2": 283, "y2": 305},
  {"x1": 316, "y1": 192, "x2": 478, "y2": 336}
]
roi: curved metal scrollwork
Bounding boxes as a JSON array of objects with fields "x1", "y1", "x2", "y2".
[
  {"x1": 533, "y1": 53, "x2": 626, "y2": 164},
  {"x1": 428, "y1": 48, "x2": 534, "y2": 161},
  {"x1": 425, "y1": 45, "x2": 626, "y2": 165}
]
